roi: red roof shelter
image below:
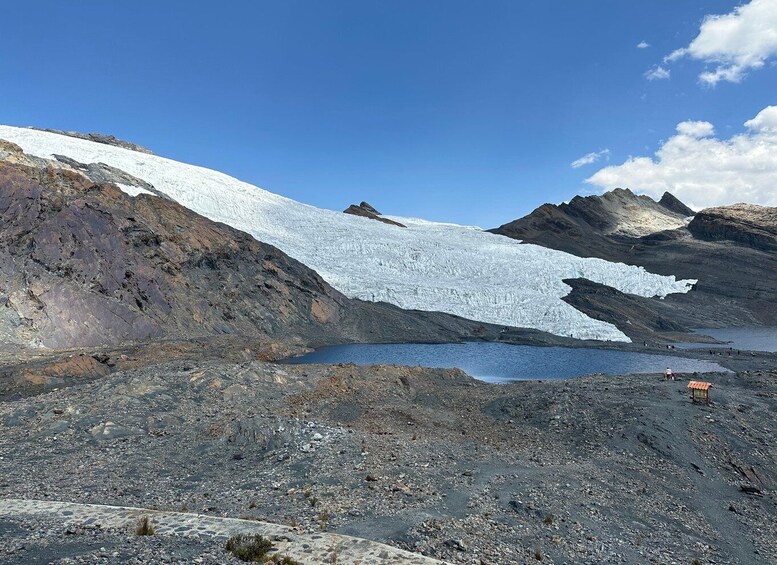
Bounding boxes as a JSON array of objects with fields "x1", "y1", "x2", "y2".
[{"x1": 688, "y1": 381, "x2": 712, "y2": 405}]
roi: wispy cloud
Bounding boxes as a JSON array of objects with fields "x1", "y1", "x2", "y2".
[
  {"x1": 571, "y1": 149, "x2": 610, "y2": 169},
  {"x1": 586, "y1": 105, "x2": 777, "y2": 209},
  {"x1": 644, "y1": 65, "x2": 670, "y2": 80},
  {"x1": 637, "y1": 40, "x2": 650, "y2": 49},
  {"x1": 663, "y1": 0, "x2": 777, "y2": 85}
]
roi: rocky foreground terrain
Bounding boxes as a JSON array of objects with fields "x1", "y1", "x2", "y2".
[{"x1": 0, "y1": 340, "x2": 774, "y2": 564}]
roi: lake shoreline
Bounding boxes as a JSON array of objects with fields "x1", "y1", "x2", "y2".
[{"x1": 283, "y1": 341, "x2": 732, "y2": 382}]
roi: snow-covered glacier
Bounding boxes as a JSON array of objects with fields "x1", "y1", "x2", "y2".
[{"x1": 0, "y1": 126, "x2": 697, "y2": 342}]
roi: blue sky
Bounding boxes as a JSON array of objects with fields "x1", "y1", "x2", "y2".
[{"x1": 2, "y1": 1, "x2": 775, "y2": 225}]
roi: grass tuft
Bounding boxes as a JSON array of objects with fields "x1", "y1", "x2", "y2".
[{"x1": 135, "y1": 516, "x2": 155, "y2": 536}]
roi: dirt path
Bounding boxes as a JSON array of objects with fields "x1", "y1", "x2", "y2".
[{"x1": 0, "y1": 498, "x2": 446, "y2": 565}]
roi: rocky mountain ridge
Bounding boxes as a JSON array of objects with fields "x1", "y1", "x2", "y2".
[{"x1": 492, "y1": 189, "x2": 777, "y2": 334}]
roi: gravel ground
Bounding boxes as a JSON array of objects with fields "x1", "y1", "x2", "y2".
[{"x1": 0, "y1": 347, "x2": 774, "y2": 564}]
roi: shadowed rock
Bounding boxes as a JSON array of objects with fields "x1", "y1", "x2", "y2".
[
  {"x1": 659, "y1": 191, "x2": 696, "y2": 216},
  {"x1": 688, "y1": 204, "x2": 777, "y2": 252}
]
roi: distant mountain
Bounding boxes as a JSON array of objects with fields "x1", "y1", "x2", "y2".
[
  {"x1": 491, "y1": 188, "x2": 691, "y2": 255},
  {"x1": 0, "y1": 126, "x2": 698, "y2": 342},
  {"x1": 491, "y1": 189, "x2": 777, "y2": 335},
  {"x1": 659, "y1": 192, "x2": 695, "y2": 217},
  {"x1": 0, "y1": 139, "x2": 494, "y2": 349}
]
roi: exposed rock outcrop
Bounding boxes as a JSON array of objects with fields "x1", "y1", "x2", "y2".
[
  {"x1": 688, "y1": 204, "x2": 777, "y2": 252},
  {"x1": 659, "y1": 191, "x2": 696, "y2": 216},
  {"x1": 27, "y1": 127, "x2": 153, "y2": 154},
  {"x1": 50, "y1": 154, "x2": 170, "y2": 200},
  {"x1": 344, "y1": 201, "x2": 406, "y2": 227}
]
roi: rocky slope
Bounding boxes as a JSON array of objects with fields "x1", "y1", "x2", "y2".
[
  {"x1": 689, "y1": 204, "x2": 777, "y2": 252},
  {"x1": 492, "y1": 190, "x2": 777, "y2": 336},
  {"x1": 0, "y1": 141, "x2": 499, "y2": 351},
  {"x1": 491, "y1": 188, "x2": 690, "y2": 251}
]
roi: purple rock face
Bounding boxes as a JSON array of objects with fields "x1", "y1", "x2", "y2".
[{"x1": 0, "y1": 158, "x2": 351, "y2": 348}]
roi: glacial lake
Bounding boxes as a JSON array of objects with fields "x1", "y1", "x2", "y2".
[
  {"x1": 285, "y1": 342, "x2": 728, "y2": 383},
  {"x1": 675, "y1": 327, "x2": 777, "y2": 353}
]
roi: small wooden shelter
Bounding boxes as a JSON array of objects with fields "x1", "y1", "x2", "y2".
[{"x1": 688, "y1": 381, "x2": 712, "y2": 405}]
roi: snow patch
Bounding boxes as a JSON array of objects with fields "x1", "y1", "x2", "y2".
[
  {"x1": 0, "y1": 126, "x2": 699, "y2": 342},
  {"x1": 115, "y1": 183, "x2": 155, "y2": 198}
]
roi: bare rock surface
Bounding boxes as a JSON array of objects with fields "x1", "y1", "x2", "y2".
[
  {"x1": 344, "y1": 202, "x2": 406, "y2": 227},
  {"x1": 493, "y1": 188, "x2": 689, "y2": 242},
  {"x1": 688, "y1": 204, "x2": 777, "y2": 252},
  {"x1": 659, "y1": 191, "x2": 696, "y2": 216},
  {"x1": 0, "y1": 349, "x2": 774, "y2": 564}
]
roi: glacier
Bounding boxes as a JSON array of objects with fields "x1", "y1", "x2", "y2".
[{"x1": 0, "y1": 126, "x2": 697, "y2": 342}]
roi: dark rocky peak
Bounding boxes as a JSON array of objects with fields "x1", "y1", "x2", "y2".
[
  {"x1": 344, "y1": 201, "x2": 406, "y2": 228},
  {"x1": 493, "y1": 187, "x2": 690, "y2": 242},
  {"x1": 27, "y1": 127, "x2": 153, "y2": 154},
  {"x1": 659, "y1": 191, "x2": 696, "y2": 216},
  {"x1": 358, "y1": 201, "x2": 380, "y2": 215},
  {"x1": 688, "y1": 204, "x2": 777, "y2": 252}
]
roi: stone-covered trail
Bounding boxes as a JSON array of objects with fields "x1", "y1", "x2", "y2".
[{"x1": 0, "y1": 498, "x2": 445, "y2": 564}]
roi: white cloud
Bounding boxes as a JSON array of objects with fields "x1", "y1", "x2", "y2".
[
  {"x1": 744, "y1": 104, "x2": 777, "y2": 131},
  {"x1": 571, "y1": 149, "x2": 610, "y2": 169},
  {"x1": 665, "y1": 0, "x2": 777, "y2": 85},
  {"x1": 645, "y1": 65, "x2": 670, "y2": 80},
  {"x1": 586, "y1": 105, "x2": 777, "y2": 210},
  {"x1": 637, "y1": 41, "x2": 650, "y2": 49},
  {"x1": 675, "y1": 120, "x2": 715, "y2": 138}
]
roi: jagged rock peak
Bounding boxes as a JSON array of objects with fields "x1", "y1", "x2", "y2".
[
  {"x1": 27, "y1": 127, "x2": 153, "y2": 154},
  {"x1": 358, "y1": 201, "x2": 380, "y2": 215},
  {"x1": 344, "y1": 201, "x2": 406, "y2": 228},
  {"x1": 494, "y1": 187, "x2": 691, "y2": 240},
  {"x1": 659, "y1": 192, "x2": 696, "y2": 216}
]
